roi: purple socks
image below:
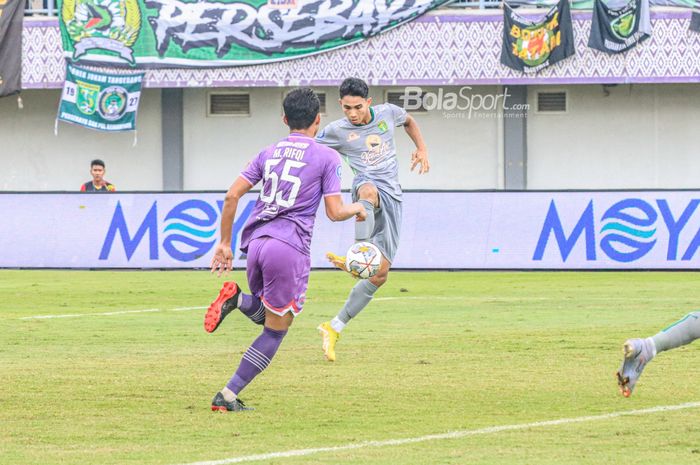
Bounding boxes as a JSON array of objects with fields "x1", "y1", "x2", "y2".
[
  {"x1": 226, "y1": 326, "x2": 288, "y2": 395},
  {"x1": 238, "y1": 293, "x2": 266, "y2": 325}
]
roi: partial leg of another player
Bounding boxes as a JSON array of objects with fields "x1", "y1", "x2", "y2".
[
  {"x1": 617, "y1": 311, "x2": 700, "y2": 397},
  {"x1": 319, "y1": 254, "x2": 390, "y2": 362},
  {"x1": 205, "y1": 237, "x2": 280, "y2": 333},
  {"x1": 212, "y1": 309, "x2": 292, "y2": 412},
  {"x1": 326, "y1": 182, "x2": 377, "y2": 272},
  {"x1": 320, "y1": 183, "x2": 387, "y2": 361},
  {"x1": 204, "y1": 282, "x2": 266, "y2": 333},
  {"x1": 210, "y1": 236, "x2": 306, "y2": 411}
]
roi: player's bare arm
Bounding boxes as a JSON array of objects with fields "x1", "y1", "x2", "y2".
[
  {"x1": 210, "y1": 176, "x2": 253, "y2": 276},
  {"x1": 324, "y1": 195, "x2": 367, "y2": 222},
  {"x1": 404, "y1": 114, "x2": 430, "y2": 174}
]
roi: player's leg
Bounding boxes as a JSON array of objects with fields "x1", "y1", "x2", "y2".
[
  {"x1": 617, "y1": 311, "x2": 700, "y2": 397},
  {"x1": 319, "y1": 255, "x2": 389, "y2": 361},
  {"x1": 327, "y1": 181, "x2": 379, "y2": 271},
  {"x1": 651, "y1": 311, "x2": 700, "y2": 352},
  {"x1": 204, "y1": 242, "x2": 267, "y2": 333},
  {"x1": 319, "y1": 191, "x2": 401, "y2": 361},
  {"x1": 212, "y1": 309, "x2": 293, "y2": 412},
  {"x1": 354, "y1": 182, "x2": 379, "y2": 241},
  {"x1": 212, "y1": 237, "x2": 307, "y2": 411}
]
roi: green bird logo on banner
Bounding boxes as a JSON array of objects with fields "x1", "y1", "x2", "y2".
[
  {"x1": 611, "y1": 11, "x2": 637, "y2": 39},
  {"x1": 76, "y1": 80, "x2": 99, "y2": 115}
]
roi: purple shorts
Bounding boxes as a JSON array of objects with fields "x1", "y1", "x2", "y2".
[{"x1": 246, "y1": 236, "x2": 310, "y2": 317}]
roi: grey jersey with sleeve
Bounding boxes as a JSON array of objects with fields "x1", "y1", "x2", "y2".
[{"x1": 316, "y1": 103, "x2": 407, "y2": 201}]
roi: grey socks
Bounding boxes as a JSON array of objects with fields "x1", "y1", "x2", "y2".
[{"x1": 338, "y1": 279, "x2": 379, "y2": 324}]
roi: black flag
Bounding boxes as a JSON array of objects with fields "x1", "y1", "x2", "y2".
[
  {"x1": 501, "y1": 0, "x2": 575, "y2": 74},
  {"x1": 588, "y1": 0, "x2": 651, "y2": 54},
  {"x1": 690, "y1": 0, "x2": 700, "y2": 33},
  {"x1": 0, "y1": 0, "x2": 24, "y2": 97},
  {"x1": 0, "y1": 0, "x2": 24, "y2": 98}
]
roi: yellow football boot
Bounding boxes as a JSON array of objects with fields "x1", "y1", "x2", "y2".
[
  {"x1": 326, "y1": 252, "x2": 361, "y2": 278},
  {"x1": 317, "y1": 321, "x2": 340, "y2": 362}
]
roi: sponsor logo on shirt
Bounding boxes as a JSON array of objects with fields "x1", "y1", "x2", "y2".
[
  {"x1": 361, "y1": 135, "x2": 392, "y2": 166},
  {"x1": 365, "y1": 134, "x2": 382, "y2": 150}
]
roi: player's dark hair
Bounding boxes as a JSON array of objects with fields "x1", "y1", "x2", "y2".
[
  {"x1": 91, "y1": 159, "x2": 105, "y2": 168},
  {"x1": 283, "y1": 87, "x2": 320, "y2": 130},
  {"x1": 339, "y1": 77, "x2": 369, "y2": 99}
]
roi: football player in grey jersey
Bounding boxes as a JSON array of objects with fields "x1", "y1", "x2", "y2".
[
  {"x1": 617, "y1": 311, "x2": 700, "y2": 397},
  {"x1": 316, "y1": 77, "x2": 429, "y2": 362}
]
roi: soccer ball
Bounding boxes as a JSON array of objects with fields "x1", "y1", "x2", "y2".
[{"x1": 345, "y1": 242, "x2": 381, "y2": 279}]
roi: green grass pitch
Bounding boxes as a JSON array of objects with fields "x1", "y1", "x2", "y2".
[{"x1": 1, "y1": 270, "x2": 699, "y2": 465}]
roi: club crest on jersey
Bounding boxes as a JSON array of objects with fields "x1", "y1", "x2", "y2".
[
  {"x1": 377, "y1": 120, "x2": 388, "y2": 133},
  {"x1": 347, "y1": 132, "x2": 359, "y2": 142}
]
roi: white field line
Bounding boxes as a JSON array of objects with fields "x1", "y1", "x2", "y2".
[
  {"x1": 372, "y1": 296, "x2": 508, "y2": 301},
  {"x1": 15, "y1": 293, "x2": 687, "y2": 319},
  {"x1": 18, "y1": 306, "x2": 206, "y2": 320},
  {"x1": 16, "y1": 296, "x2": 519, "y2": 320},
  {"x1": 14, "y1": 297, "x2": 510, "y2": 320},
  {"x1": 370, "y1": 296, "x2": 690, "y2": 302},
  {"x1": 176, "y1": 401, "x2": 700, "y2": 465}
]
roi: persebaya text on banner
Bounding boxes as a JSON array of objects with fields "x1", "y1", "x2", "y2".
[
  {"x1": 501, "y1": 0, "x2": 575, "y2": 74},
  {"x1": 57, "y1": 65, "x2": 144, "y2": 132},
  {"x1": 58, "y1": 0, "x2": 451, "y2": 68}
]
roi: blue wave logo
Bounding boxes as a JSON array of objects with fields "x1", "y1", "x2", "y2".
[
  {"x1": 163, "y1": 200, "x2": 218, "y2": 262},
  {"x1": 599, "y1": 199, "x2": 657, "y2": 262}
]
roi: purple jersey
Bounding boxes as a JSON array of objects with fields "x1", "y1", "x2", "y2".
[{"x1": 239, "y1": 133, "x2": 343, "y2": 255}]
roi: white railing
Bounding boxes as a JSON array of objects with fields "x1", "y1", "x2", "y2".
[
  {"x1": 21, "y1": 0, "x2": 696, "y2": 17},
  {"x1": 22, "y1": 0, "x2": 503, "y2": 16},
  {"x1": 24, "y1": 0, "x2": 57, "y2": 16}
]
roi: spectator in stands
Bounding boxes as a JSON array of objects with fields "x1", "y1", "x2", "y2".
[{"x1": 80, "y1": 159, "x2": 115, "y2": 192}]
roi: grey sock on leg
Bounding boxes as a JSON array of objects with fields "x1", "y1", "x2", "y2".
[
  {"x1": 651, "y1": 312, "x2": 700, "y2": 353},
  {"x1": 338, "y1": 279, "x2": 379, "y2": 324},
  {"x1": 355, "y1": 199, "x2": 375, "y2": 241}
]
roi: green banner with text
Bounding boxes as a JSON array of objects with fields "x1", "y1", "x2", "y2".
[
  {"x1": 58, "y1": 64, "x2": 144, "y2": 132},
  {"x1": 59, "y1": 0, "x2": 451, "y2": 68}
]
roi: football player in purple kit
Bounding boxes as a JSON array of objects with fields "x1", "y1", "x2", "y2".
[{"x1": 204, "y1": 88, "x2": 367, "y2": 412}]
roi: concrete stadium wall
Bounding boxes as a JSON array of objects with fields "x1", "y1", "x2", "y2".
[
  {"x1": 0, "y1": 89, "x2": 163, "y2": 191},
  {"x1": 2, "y1": 84, "x2": 700, "y2": 191},
  {"x1": 181, "y1": 86, "x2": 502, "y2": 191},
  {"x1": 527, "y1": 84, "x2": 700, "y2": 189}
]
